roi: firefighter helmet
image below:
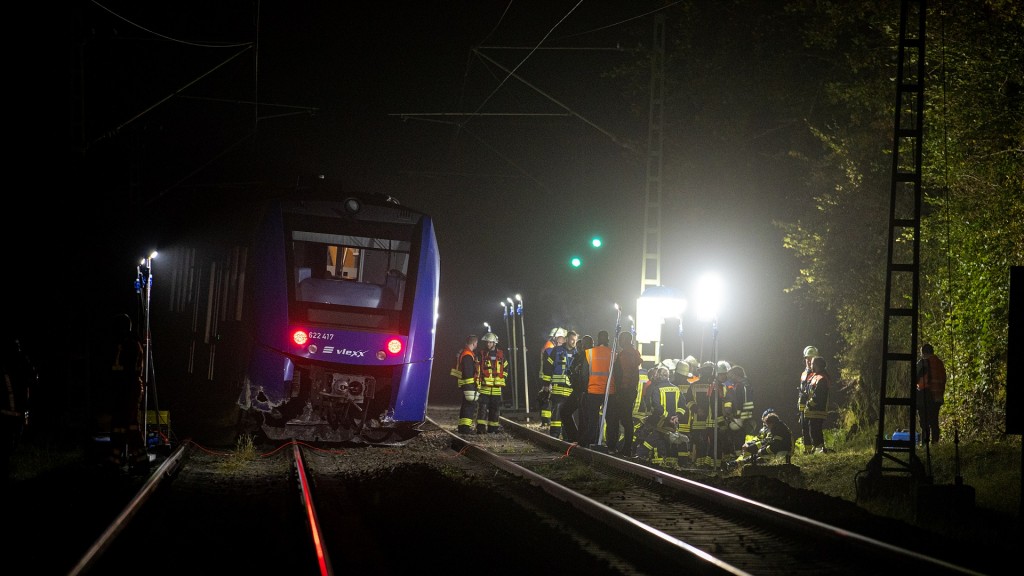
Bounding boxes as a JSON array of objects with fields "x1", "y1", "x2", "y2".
[
  {"x1": 700, "y1": 361, "x2": 715, "y2": 378},
  {"x1": 716, "y1": 360, "x2": 732, "y2": 374},
  {"x1": 481, "y1": 332, "x2": 499, "y2": 343},
  {"x1": 552, "y1": 327, "x2": 568, "y2": 338},
  {"x1": 803, "y1": 345, "x2": 819, "y2": 358}
]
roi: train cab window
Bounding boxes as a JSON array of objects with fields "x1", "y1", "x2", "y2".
[{"x1": 290, "y1": 231, "x2": 410, "y2": 316}]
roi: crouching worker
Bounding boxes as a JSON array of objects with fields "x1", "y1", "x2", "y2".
[
  {"x1": 634, "y1": 366, "x2": 686, "y2": 468},
  {"x1": 742, "y1": 412, "x2": 792, "y2": 465}
]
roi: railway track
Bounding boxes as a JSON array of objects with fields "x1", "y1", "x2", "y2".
[
  {"x1": 65, "y1": 409, "x2": 988, "y2": 575},
  {"x1": 423, "y1": 409, "x2": 986, "y2": 576}
]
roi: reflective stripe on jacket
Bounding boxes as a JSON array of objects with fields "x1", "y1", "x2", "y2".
[
  {"x1": 477, "y1": 348, "x2": 508, "y2": 387},
  {"x1": 450, "y1": 347, "x2": 478, "y2": 387}
]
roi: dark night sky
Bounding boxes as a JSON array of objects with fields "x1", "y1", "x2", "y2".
[{"x1": 16, "y1": 2, "x2": 829, "y2": 424}]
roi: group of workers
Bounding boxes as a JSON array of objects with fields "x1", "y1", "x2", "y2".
[
  {"x1": 452, "y1": 326, "x2": 804, "y2": 469},
  {"x1": 451, "y1": 332, "x2": 510, "y2": 434},
  {"x1": 453, "y1": 329, "x2": 947, "y2": 470}
]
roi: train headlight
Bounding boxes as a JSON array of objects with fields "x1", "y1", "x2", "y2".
[{"x1": 343, "y1": 197, "x2": 362, "y2": 214}]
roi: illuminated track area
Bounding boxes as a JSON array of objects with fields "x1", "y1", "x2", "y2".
[{"x1": 428, "y1": 407, "x2": 986, "y2": 576}]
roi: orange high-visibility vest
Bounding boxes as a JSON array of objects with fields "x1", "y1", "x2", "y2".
[{"x1": 585, "y1": 345, "x2": 614, "y2": 395}]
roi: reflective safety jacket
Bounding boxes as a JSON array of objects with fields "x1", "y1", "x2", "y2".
[
  {"x1": 544, "y1": 344, "x2": 576, "y2": 397},
  {"x1": 538, "y1": 340, "x2": 555, "y2": 387},
  {"x1": 477, "y1": 347, "x2": 508, "y2": 388},
  {"x1": 450, "y1": 346, "x2": 478, "y2": 387},
  {"x1": 685, "y1": 376, "x2": 714, "y2": 432},
  {"x1": 585, "y1": 345, "x2": 614, "y2": 395},
  {"x1": 641, "y1": 378, "x2": 683, "y2": 434},
  {"x1": 798, "y1": 367, "x2": 813, "y2": 415},
  {"x1": 723, "y1": 377, "x2": 754, "y2": 422},
  {"x1": 804, "y1": 371, "x2": 830, "y2": 420}
]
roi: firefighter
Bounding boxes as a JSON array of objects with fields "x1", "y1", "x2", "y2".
[
  {"x1": 797, "y1": 345, "x2": 818, "y2": 454},
  {"x1": 804, "y1": 356, "x2": 832, "y2": 453},
  {"x1": 634, "y1": 366, "x2": 685, "y2": 468},
  {"x1": 537, "y1": 328, "x2": 564, "y2": 427},
  {"x1": 450, "y1": 334, "x2": 479, "y2": 434},
  {"x1": 475, "y1": 333, "x2": 508, "y2": 434},
  {"x1": 671, "y1": 356, "x2": 696, "y2": 463},
  {"x1": 742, "y1": 411, "x2": 792, "y2": 464},
  {"x1": 722, "y1": 364, "x2": 753, "y2": 457},
  {"x1": 563, "y1": 334, "x2": 592, "y2": 442},
  {"x1": 544, "y1": 330, "x2": 578, "y2": 439},
  {"x1": 685, "y1": 362, "x2": 715, "y2": 468},
  {"x1": 740, "y1": 407, "x2": 777, "y2": 463}
]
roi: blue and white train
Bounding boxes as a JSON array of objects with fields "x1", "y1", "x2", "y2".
[{"x1": 153, "y1": 193, "x2": 439, "y2": 444}]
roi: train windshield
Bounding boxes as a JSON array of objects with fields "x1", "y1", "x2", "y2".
[{"x1": 291, "y1": 230, "x2": 411, "y2": 327}]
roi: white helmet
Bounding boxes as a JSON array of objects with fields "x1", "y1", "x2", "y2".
[
  {"x1": 552, "y1": 327, "x2": 568, "y2": 338},
  {"x1": 716, "y1": 360, "x2": 732, "y2": 374},
  {"x1": 481, "y1": 332, "x2": 499, "y2": 343},
  {"x1": 803, "y1": 345, "x2": 819, "y2": 358}
]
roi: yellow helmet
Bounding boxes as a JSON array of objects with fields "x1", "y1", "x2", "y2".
[{"x1": 481, "y1": 332, "x2": 499, "y2": 343}]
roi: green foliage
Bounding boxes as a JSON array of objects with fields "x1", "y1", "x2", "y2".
[{"x1": 776, "y1": 0, "x2": 1023, "y2": 442}]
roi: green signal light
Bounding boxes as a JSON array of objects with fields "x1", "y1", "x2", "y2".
[
  {"x1": 570, "y1": 256, "x2": 582, "y2": 268},
  {"x1": 591, "y1": 237, "x2": 602, "y2": 248}
]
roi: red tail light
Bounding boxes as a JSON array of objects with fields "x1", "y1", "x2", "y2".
[
  {"x1": 386, "y1": 338, "x2": 402, "y2": 354},
  {"x1": 292, "y1": 330, "x2": 309, "y2": 346}
]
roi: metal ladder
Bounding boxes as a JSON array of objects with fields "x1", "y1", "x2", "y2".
[{"x1": 864, "y1": 0, "x2": 928, "y2": 484}]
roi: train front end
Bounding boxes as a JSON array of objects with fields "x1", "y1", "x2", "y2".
[{"x1": 238, "y1": 196, "x2": 439, "y2": 444}]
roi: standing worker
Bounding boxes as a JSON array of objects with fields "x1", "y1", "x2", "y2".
[
  {"x1": 607, "y1": 331, "x2": 642, "y2": 457},
  {"x1": 450, "y1": 335, "x2": 479, "y2": 434},
  {"x1": 804, "y1": 356, "x2": 832, "y2": 453},
  {"x1": 537, "y1": 328, "x2": 563, "y2": 428},
  {"x1": 544, "y1": 330, "x2": 578, "y2": 439},
  {"x1": 797, "y1": 345, "x2": 818, "y2": 454},
  {"x1": 475, "y1": 332, "x2": 508, "y2": 434},
  {"x1": 108, "y1": 313, "x2": 149, "y2": 475},
  {"x1": 581, "y1": 331, "x2": 613, "y2": 446},
  {"x1": 916, "y1": 343, "x2": 946, "y2": 445},
  {"x1": 563, "y1": 334, "x2": 593, "y2": 442}
]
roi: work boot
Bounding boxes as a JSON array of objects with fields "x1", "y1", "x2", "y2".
[{"x1": 457, "y1": 425, "x2": 473, "y2": 434}]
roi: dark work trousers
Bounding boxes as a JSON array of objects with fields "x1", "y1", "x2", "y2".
[
  {"x1": 917, "y1": 393, "x2": 943, "y2": 444},
  {"x1": 605, "y1": 391, "x2": 635, "y2": 454}
]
